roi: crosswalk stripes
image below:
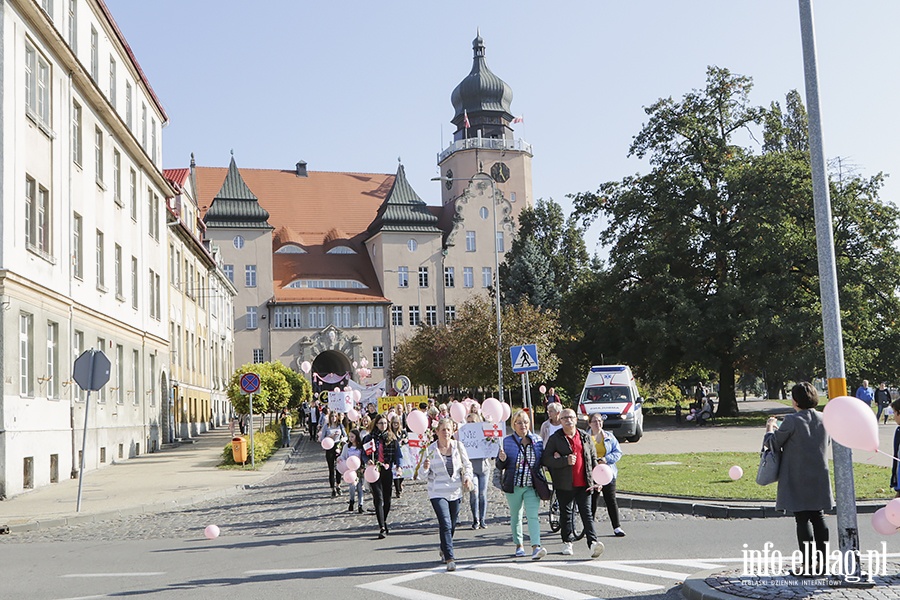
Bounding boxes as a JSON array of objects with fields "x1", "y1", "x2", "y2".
[{"x1": 357, "y1": 557, "x2": 730, "y2": 599}]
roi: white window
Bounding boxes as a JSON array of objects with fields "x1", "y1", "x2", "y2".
[
  {"x1": 247, "y1": 307, "x2": 258, "y2": 329},
  {"x1": 148, "y1": 189, "x2": 160, "y2": 239},
  {"x1": 116, "y1": 345, "x2": 124, "y2": 404},
  {"x1": 114, "y1": 244, "x2": 123, "y2": 298},
  {"x1": 223, "y1": 264, "x2": 234, "y2": 283},
  {"x1": 425, "y1": 306, "x2": 437, "y2": 326},
  {"x1": 466, "y1": 231, "x2": 476, "y2": 252},
  {"x1": 511, "y1": 191, "x2": 517, "y2": 202},
  {"x1": 409, "y1": 306, "x2": 420, "y2": 327},
  {"x1": 41, "y1": 0, "x2": 53, "y2": 18},
  {"x1": 445, "y1": 305, "x2": 456, "y2": 323},
  {"x1": 444, "y1": 267, "x2": 455, "y2": 288},
  {"x1": 496, "y1": 231, "x2": 505, "y2": 253},
  {"x1": 482, "y1": 267, "x2": 492, "y2": 288},
  {"x1": 129, "y1": 169, "x2": 137, "y2": 220},
  {"x1": 25, "y1": 44, "x2": 51, "y2": 127},
  {"x1": 149, "y1": 353, "x2": 156, "y2": 406},
  {"x1": 90, "y1": 26, "x2": 98, "y2": 80},
  {"x1": 463, "y1": 267, "x2": 474, "y2": 288},
  {"x1": 252, "y1": 349, "x2": 264, "y2": 363},
  {"x1": 245, "y1": 265, "x2": 257, "y2": 287},
  {"x1": 407, "y1": 239, "x2": 417, "y2": 252},
  {"x1": 141, "y1": 103, "x2": 147, "y2": 149},
  {"x1": 233, "y1": 236, "x2": 245, "y2": 249},
  {"x1": 20, "y1": 313, "x2": 34, "y2": 397},
  {"x1": 132, "y1": 350, "x2": 140, "y2": 405},
  {"x1": 24, "y1": 176, "x2": 51, "y2": 256},
  {"x1": 113, "y1": 149, "x2": 122, "y2": 204},
  {"x1": 47, "y1": 321, "x2": 59, "y2": 399},
  {"x1": 72, "y1": 101, "x2": 82, "y2": 163},
  {"x1": 479, "y1": 207, "x2": 489, "y2": 219},
  {"x1": 108, "y1": 56, "x2": 116, "y2": 108},
  {"x1": 366, "y1": 306, "x2": 375, "y2": 328},
  {"x1": 96, "y1": 230, "x2": 105, "y2": 289},
  {"x1": 74, "y1": 330, "x2": 84, "y2": 357},
  {"x1": 373, "y1": 346, "x2": 384, "y2": 369},
  {"x1": 67, "y1": 0, "x2": 77, "y2": 52},
  {"x1": 73, "y1": 213, "x2": 83, "y2": 279},
  {"x1": 125, "y1": 81, "x2": 133, "y2": 129},
  {"x1": 154, "y1": 272, "x2": 161, "y2": 319},
  {"x1": 96, "y1": 338, "x2": 106, "y2": 402},
  {"x1": 131, "y1": 256, "x2": 138, "y2": 309},
  {"x1": 391, "y1": 305, "x2": 402, "y2": 326},
  {"x1": 151, "y1": 119, "x2": 157, "y2": 164},
  {"x1": 398, "y1": 266, "x2": 409, "y2": 288},
  {"x1": 94, "y1": 127, "x2": 104, "y2": 183},
  {"x1": 418, "y1": 266, "x2": 429, "y2": 288}
]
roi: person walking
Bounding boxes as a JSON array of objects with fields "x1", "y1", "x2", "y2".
[
  {"x1": 279, "y1": 408, "x2": 292, "y2": 448},
  {"x1": 540, "y1": 402, "x2": 563, "y2": 445},
  {"x1": 422, "y1": 418, "x2": 474, "y2": 572},
  {"x1": 339, "y1": 429, "x2": 366, "y2": 513},
  {"x1": 319, "y1": 411, "x2": 347, "y2": 497},
  {"x1": 308, "y1": 401, "x2": 321, "y2": 439},
  {"x1": 588, "y1": 413, "x2": 626, "y2": 537},
  {"x1": 543, "y1": 409, "x2": 605, "y2": 558},
  {"x1": 363, "y1": 414, "x2": 400, "y2": 539},
  {"x1": 466, "y1": 412, "x2": 490, "y2": 529},
  {"x1": 389, "y1": 415, "x2": 408, "y2": 498},
  {"x1": 875, "y1": 383, "x2": 892, "y2": 423},
  {"x1": 496, "y1": 409, "x2": 547, "y2": 560},
  {"x1": 855, "y1": 379, "x2": 874, "y2": 408},
  {"x1": 765, "y1": 381, "x2": 833, "y2": 577}
]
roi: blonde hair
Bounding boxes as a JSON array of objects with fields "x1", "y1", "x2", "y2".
[{"x1": 511, "y1": 409, "x2": 530, "y2": 426}]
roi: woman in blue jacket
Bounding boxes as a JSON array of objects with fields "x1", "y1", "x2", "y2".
[{"x1": 495, "y1": 409, "x2": 547, "y2": 560}]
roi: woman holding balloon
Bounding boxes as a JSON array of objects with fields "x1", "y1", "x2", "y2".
[
  {"x1": 588, "y1": 413, "x2": 625, "y2": 537},
  {"x1": 319, "y1": 411, "x2": 347, "y2": 497},
  {"x1": 765, "y1": 381, "x2": 832, "y2": 577},
  {"x1": 363, "y1": 414, "x2": 400, "y2": 539},
  {"x1": 338, "y1": 429, "x2": 366, "y2": 513}
]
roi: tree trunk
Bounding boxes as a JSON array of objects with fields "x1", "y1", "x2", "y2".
[{"x1": 716, "y1": 361, "x2": 739, "y2": 417}]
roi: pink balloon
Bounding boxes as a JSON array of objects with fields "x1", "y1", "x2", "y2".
[
  {"x1": 347, "y1": 408, "x2": 360, "y2": 422},
  {"x1": 872, "y1": 508, "x2": 898, "y2": 536},
  {"x1": 500, "y1": 402, "x2": 511, "y2": 422},
  {"x1": 334, "y1": 387, "x2": 340, "y2": 393},
  {"x1": 728, "y1": 465, "x2": 744, "y2": 481},
  {"x1": 449, "y1": 402, "x2": 468, "y2": 423},
  {"x1": 539, "y1": 385, "x2": 547, "y2": 395},
  {"x1": 592, "y1": 464, "x2": 614, "y2": 486},
  {"x1": 886, "y1": 498, "x2": 900, "y2": 527},
  {"x1": 364, "y1": 465, "x2": 380, "y2": 483},
  {"x1": 336, "y1": 459, "x2": 347, "y2": 474},
  {"x1": 345, "y1": 455, "x2": 361, "y2": 471},
  {"x1": 482, "y1": 397, "x2": 503, "y2": 423},
  {"x1": 204, "y1": 525, "x2": 220, "y2": 539},
  {"x1": 300, "y1": 360, "x2": 311, "y2": 374},
  {"x1": 342, "y1": 469, "x2": 358, "y2": 484},
  {"x1": 352, "y1": 389, "x2": 362, "y2": 403},
  {"x1": 321, "y1": 437, "x2": 335, "y2": 450},
  {"x1": 407, "y1": 410, "x2": 429, "y2": 435},
  {"x1": 823, "y1": 395, "x2": 880, "y2": 452}
]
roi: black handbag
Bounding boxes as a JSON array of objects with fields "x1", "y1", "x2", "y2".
[
  {"x1": 756, "y1": 432, "x2": 781, "y2": 486},
  {"x1": 516, "y1": 439, "x2": 552, "y2": 501}
]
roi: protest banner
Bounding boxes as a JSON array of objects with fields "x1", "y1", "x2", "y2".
[
  {"x1": 459, "y1": 423, "x2": 501, "y2": 460},
  {"x1": 377, "y1": 395, "x2": 427, "y2": 414},
  {"x1": 328, "y1": 391, "x2": 353, "y2": 413}
]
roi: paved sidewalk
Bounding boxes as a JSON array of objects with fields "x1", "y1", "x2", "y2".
[{"x1": 0, "y1": 427, "x2": 296, "y2": 533}]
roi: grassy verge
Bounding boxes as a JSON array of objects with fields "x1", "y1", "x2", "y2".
[{"x1": 617, "y1": 452, "x2": 892, "y2": 500}]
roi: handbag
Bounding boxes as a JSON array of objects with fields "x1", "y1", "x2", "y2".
[
  {"x1": 756, "y1": 432, "x2": 781, "y2": 486},
  {"x1": 516, "y1": 438, "x2": 553, "y2": 501}
]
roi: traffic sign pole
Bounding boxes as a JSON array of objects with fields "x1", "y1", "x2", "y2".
[
  {"x1": 249, "y1": 393, "x2": 255, "y2": 469},
  {"x1": 76, "y1": 388, "x2": 91, "y2": 512}
]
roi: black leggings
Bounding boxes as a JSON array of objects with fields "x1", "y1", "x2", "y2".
[
  {"x1": 794, "y1": 510, "x2": 829, "y2": 574},
  {"x1": 590, "y1": 478, "x2": 621, "y2": 529},
  {"x1": 325, "y1": 448, "x2": 339, "y2": 490},
  {"x1": 369, "y1": 469, "x2": 393, "y2": 532}
]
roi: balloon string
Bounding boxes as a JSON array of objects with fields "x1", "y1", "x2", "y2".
[{"x1": 874, "y1": 449, "x2": 900, "y2": 463}]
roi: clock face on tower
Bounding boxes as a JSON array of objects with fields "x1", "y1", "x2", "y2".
[
  {"x1": 490, "y1": 161, "x2": 510, "y2": 183},
  {"x1": 445, "y1": 169, "x2": 453, "y2": 190}
]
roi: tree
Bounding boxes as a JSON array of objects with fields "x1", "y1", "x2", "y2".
[{"x1": 270, "y1": 361, "x2": 312, "y2": 410}]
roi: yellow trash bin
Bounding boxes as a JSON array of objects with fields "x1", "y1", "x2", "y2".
[{"x1": 231, "y1": 436, "x2": 248, "y2": 464}]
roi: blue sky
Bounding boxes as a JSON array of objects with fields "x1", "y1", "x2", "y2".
[{"x1": 105, "y1": 1, "x2": 900, "y2": 256}]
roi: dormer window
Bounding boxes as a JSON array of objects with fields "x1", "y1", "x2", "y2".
[
  {"x1": 275, "y1": 245, "x2": 306, "y2": 254},
  {"x1": 326, "y1": 245, "x2": 356, "y2": 254},
  {"x1": 285, "y1": 279, "x2": 367, "y2": 289}
]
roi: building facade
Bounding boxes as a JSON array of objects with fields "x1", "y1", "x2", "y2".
[{"x1": 191, "y1": 33, "x2": 532, "y2": 392}]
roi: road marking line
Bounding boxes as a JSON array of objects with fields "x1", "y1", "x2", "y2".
[
  {"x1": 55, "y1": 596, "x2": 108, "y2": 600},
  {"x1": 453, "y1": 568, "x2": 601, "y2": 600},
  {"x1": 583, "y1": 562, "x2": 691, "y2": 579},
  {"x1": 358, "y1": 570, "x2": 455, "y2": 600},
  {"x1": 61, "y1": 572, "x2": 165, "y2": 577},
  {"x1": 506, "y1": 564, "x2": 662, "y2": 592},
  {"x1": 245, "y1": 567, "x2": 349, "y2": 575},
  {"x1": 654, "y1": 559, "x2": 727, "y2": 569}
]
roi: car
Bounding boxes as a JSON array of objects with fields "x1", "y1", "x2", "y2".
[{"x1": 576, "y1": 365, "x2": 644, "y2": 442}]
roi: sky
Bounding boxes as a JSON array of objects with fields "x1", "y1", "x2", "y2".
[{"x1": 104, "y1": 1, "x2": 900, "y2": 256}]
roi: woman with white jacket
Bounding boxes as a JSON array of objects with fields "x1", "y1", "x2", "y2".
[{"x1": 421, "y1": 418, "x2": 474, "y2": 572}]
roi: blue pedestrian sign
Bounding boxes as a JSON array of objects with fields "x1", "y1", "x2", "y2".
[
  {"x1": 240, "y1": 373, "x2": 261, "y2": 395},
  {"x1": 510, "y1": 344, "x2": 539, "y2": 373}
]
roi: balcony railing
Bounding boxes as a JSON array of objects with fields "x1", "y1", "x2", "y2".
[{"x1": 437, "y1": 137, "x2": 533, "y2": 164}]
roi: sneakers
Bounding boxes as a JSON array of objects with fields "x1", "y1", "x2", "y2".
[
  {"x1": 446, "y1": 560, "x2": 456, "y2": 572},
  {"x1": 358, "y1": 506, "x2": 364, "y2": 514},
  {"x1": 613, "y1": 527, "x2": 626, "y2": 537},
  {"x1": 590, "y1": 541, "x2": 605, "y2": 559},
  {"x1": 478, "y1": 522, "x2": 486, "y2": 529},
  {"x1": 532, "y1": 546, "x2": 547, "y2": 561},
  {"x1": 471, "y1": 522, "x2": 479, "y2": 530},
  {"x1": 561, "y1": 542, "x2": 574, "y2": 556},
  {"x1": 514, "y1": 547, "x2": 526, "y2": 557}
]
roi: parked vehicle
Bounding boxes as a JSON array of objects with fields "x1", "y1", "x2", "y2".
[{"x1": 576, "y1": 365, "x2": 644, "y2": 442}]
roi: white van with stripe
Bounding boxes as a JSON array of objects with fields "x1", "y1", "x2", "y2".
[{"x1": 576, "y1": 365, "x2": 644, "y2": 442}]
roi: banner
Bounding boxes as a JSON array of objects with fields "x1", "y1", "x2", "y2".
[
  {"x1": 328, "y1": 391, "x2": 352, "y2": 413},
  {"x1": 459, "y1": 423, "x2": 502, "y2": 459},
  {"x1": 377, "y1": 395, "x2": 427, "y2": 414}
]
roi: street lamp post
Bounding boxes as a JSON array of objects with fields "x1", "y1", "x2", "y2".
[{"x1": 432, "y1": 173, "x2": 504, "y2": 404}]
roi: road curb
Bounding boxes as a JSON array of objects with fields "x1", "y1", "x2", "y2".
[
  {"x1": 681, "y1": 568, "x2": 739, "y2": 600},
  {"x1": 619, "y1": 494, "x2": 883, "y2": 519}
]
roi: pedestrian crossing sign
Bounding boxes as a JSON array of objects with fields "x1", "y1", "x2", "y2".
[{"x1": 510, "y1": 344, "x2": 539, "y2": 373}]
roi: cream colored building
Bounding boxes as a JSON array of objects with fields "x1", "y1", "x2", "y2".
[{"x1": 189, "y1": 33, "x2": 532, "y2": 393}]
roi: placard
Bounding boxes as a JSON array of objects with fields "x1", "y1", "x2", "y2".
[
  {"x1": 459, "y1": 423, "x2": 501, "y2": 460},
  {"x1": 328, "y1": 391, "x2": 353, "y2": 413}
]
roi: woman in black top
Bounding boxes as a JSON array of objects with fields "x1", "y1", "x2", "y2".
[{"x1": 363, "y1": 413, "x2": 400, "y2": 539}]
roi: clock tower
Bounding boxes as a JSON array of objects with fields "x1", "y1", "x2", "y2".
[{"x1": 438, "y1": 32, "x2": 533, "y2": 223}]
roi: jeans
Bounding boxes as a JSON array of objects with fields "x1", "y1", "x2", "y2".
[
  {"x1": 557, "y1": 486, "x2": 597, "y2": 546},
  {"x1": 506, "y1": 486, "x2": 541, "y2": 547},
  {"x1": 349, "y1": 477, "x2": 364, "y2": 506},
  {"x1": 795, "y1": 510, "x2": 829, "y2": 574},
  {"x1": 369, "y1": 468, "x2": 394, "y2": 532},
  {"x1": 281, "y1": 423, "x2": 291, "y2": 447},
  {"x1": 590, "y1": 478, "x2": 621, "y2": 529},
  {"x1": 430, "y1": 497, "x2": 460, "y2": 561},
  {"x1": 469, "y1": 471, "x2": 488, "y2": 525}
]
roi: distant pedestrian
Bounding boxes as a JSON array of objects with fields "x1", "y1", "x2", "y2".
[
  {"x1": 421, "y1": 418, "x2": 474, "y2": 572},
  {"x1": 855, "y1": 380, "x2": 874, "y2": 408},
  {"x1": 674, "y1": 402, "x2": 682, "y2": 424},
  {"x1": 390, "y1": 415, "x2": 407, "y2": 498},
  {"x1": 308, "y1": 401, "x2": 321, "y2": 439},
  {"x1": 540, "y1": 402, "x2": 563, "y2": 445},
  {"x1": 238, "y1": 413, "x2": 247, "y2": 435},
  {"x1": 875, "y1": 383, "x2": 891, "y2": 423},
  {"x1": 229, "y1": 415, "x2": 236, "y2": 437},
  {"x1": 544, "y1": 387, "x2": 561, "y2": 409},
  {"x1": 279, "y1": 408, "x2": 292, "y2": 448}
]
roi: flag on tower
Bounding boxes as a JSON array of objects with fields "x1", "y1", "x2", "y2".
[
  {"x1": 463, "y1": 110, "x2": 470, "y2": 129},
  {"x1": 512, "y1": 115, "x2": 524, "y2": 124}
]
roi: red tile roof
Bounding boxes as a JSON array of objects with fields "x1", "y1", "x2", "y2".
[{"x1": 163, "y1": 168, "x2": 190, "y2": 190}]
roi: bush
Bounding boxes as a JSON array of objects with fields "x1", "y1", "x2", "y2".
[
  {"x1": 221, "y1": 425, "x2": 280, "y2": 466},
  {"x1": 639, "y1": 383, "x2": 686, "y2": 415}
]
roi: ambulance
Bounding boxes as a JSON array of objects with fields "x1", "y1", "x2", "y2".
[{"x1": 576, "y1": 365, "x2": 644, "y2": 442}]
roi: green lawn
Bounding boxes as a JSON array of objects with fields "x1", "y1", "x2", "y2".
[{"x1": 617, "y1": 452, "x2": 892, "y2": 500}]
